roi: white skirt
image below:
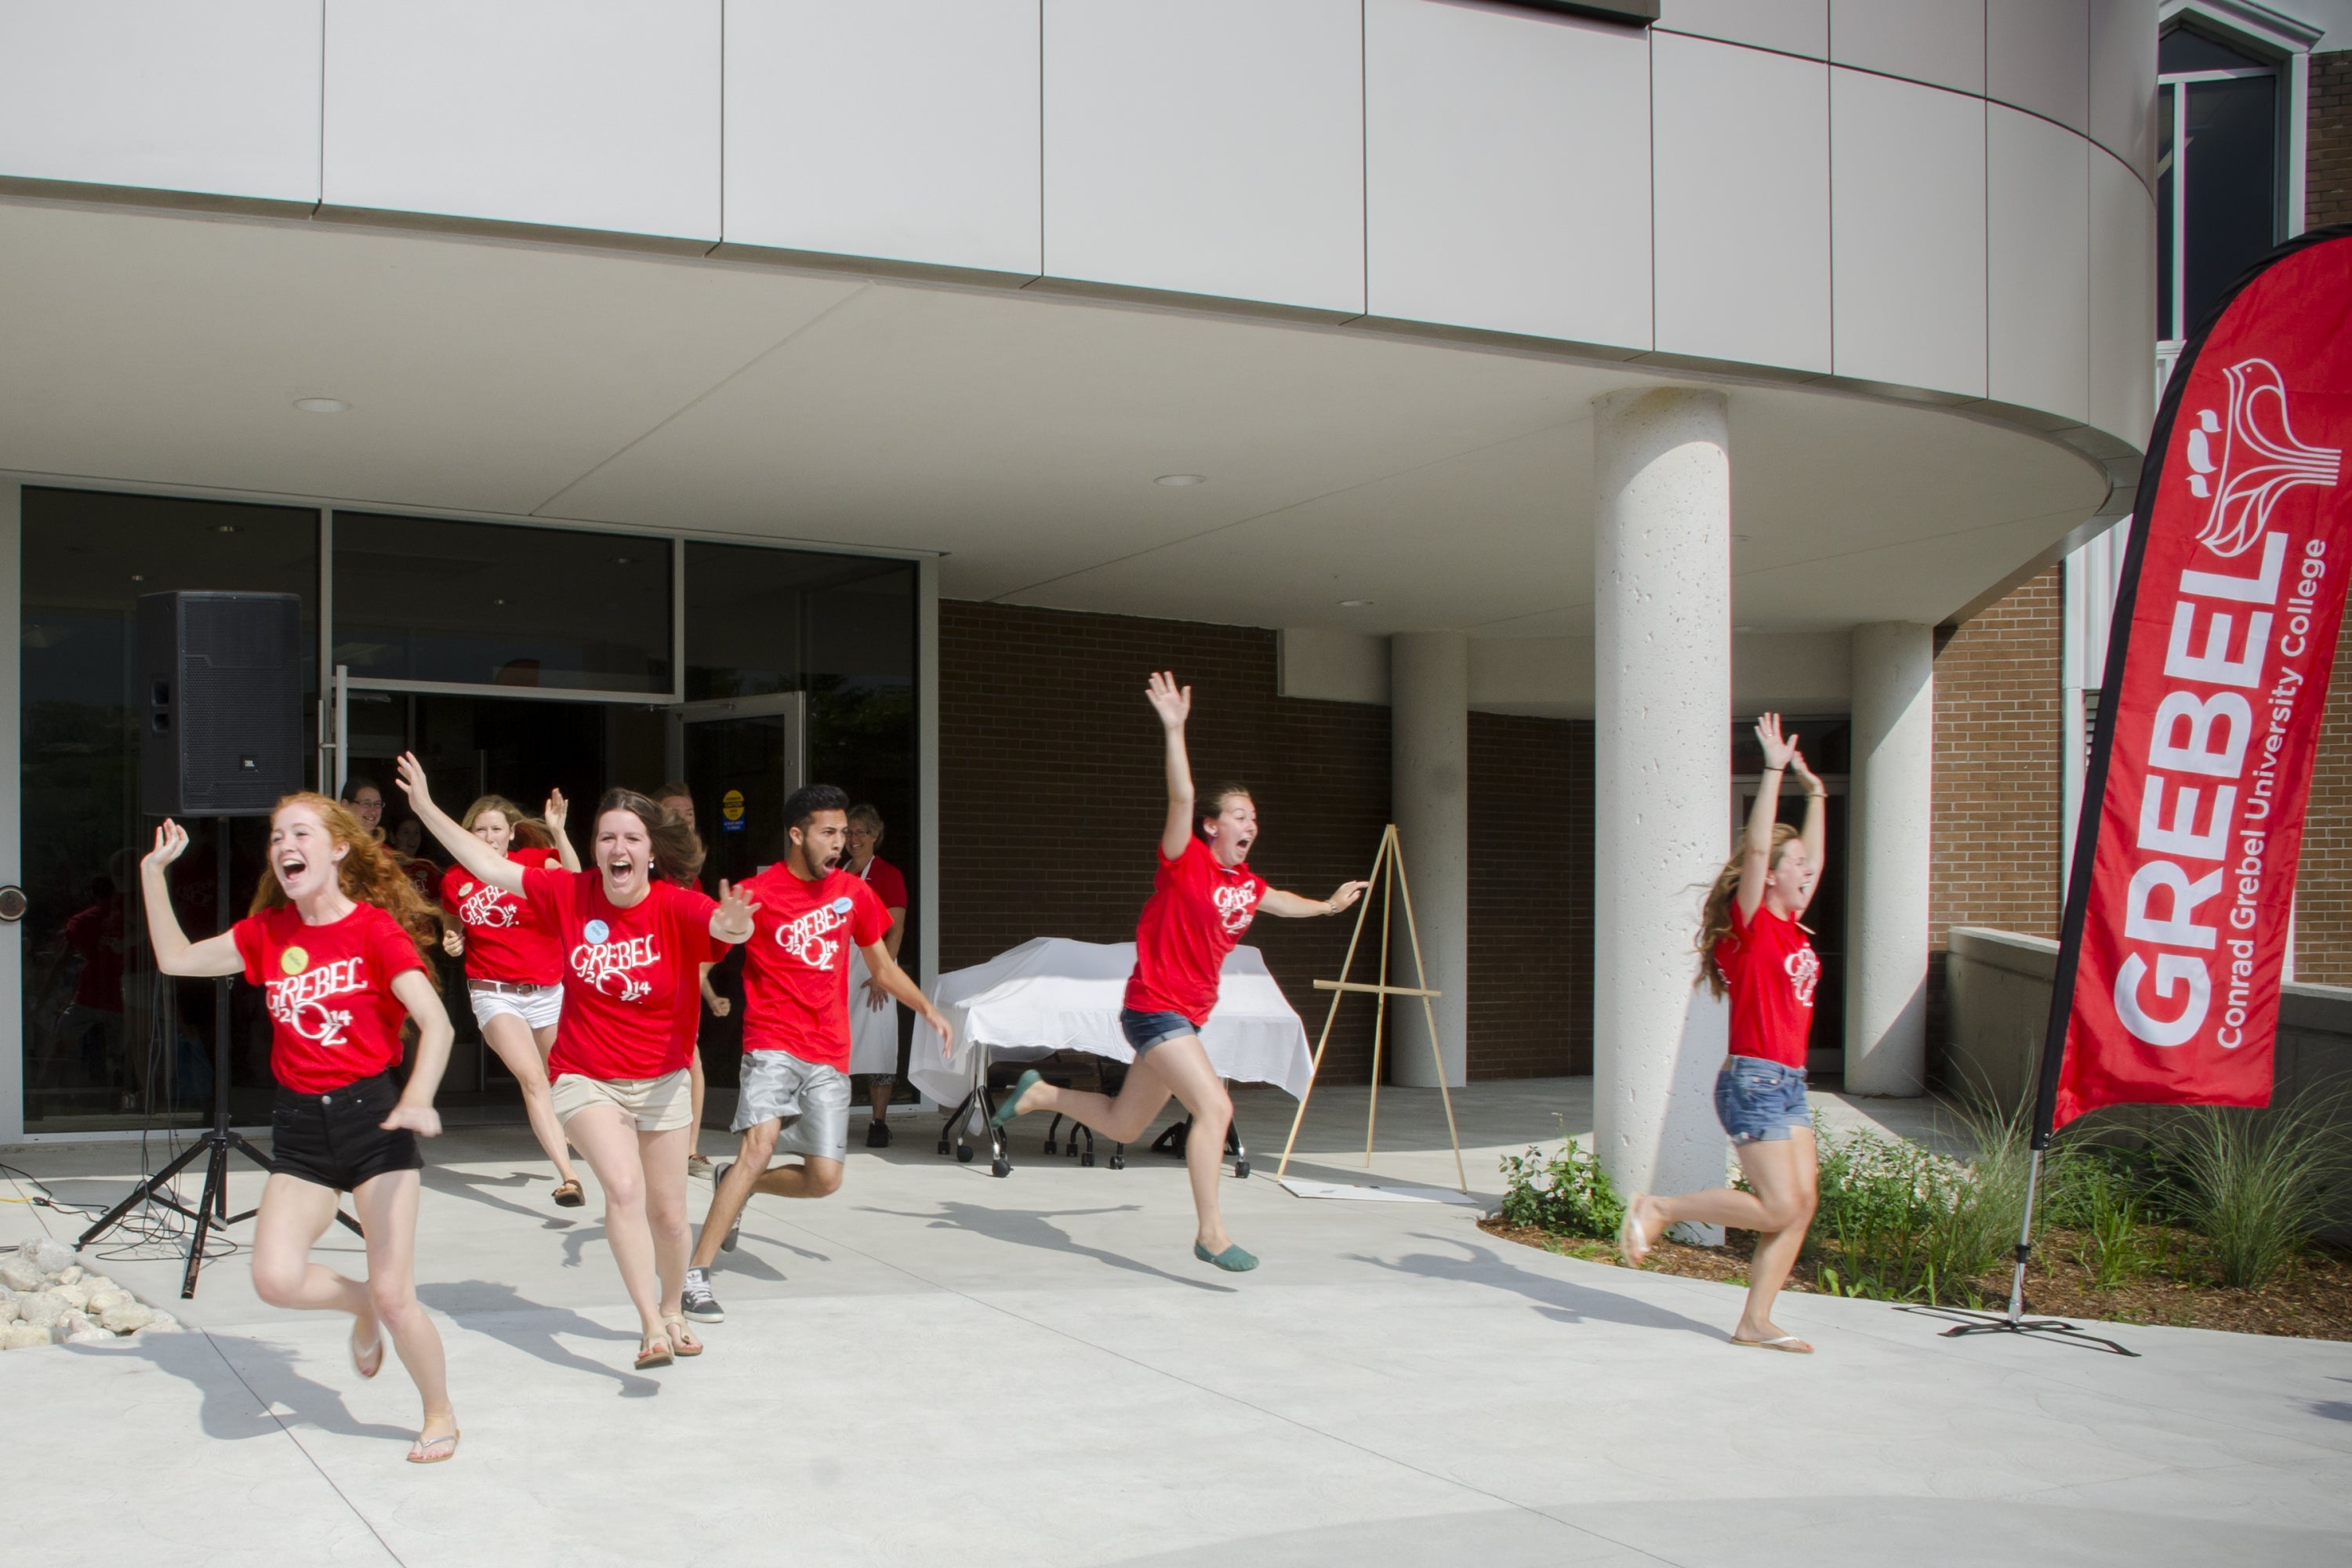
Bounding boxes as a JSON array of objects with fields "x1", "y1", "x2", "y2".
[{"x1": 846, "y1": 945, "x2": 903, "y2": 1076}]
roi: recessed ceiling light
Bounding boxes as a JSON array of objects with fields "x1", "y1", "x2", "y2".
[
  {"x1": 1338, "y1": 598, "x2": 1374, "y2": 608},
  {"x1": 130, "y1": 573, "x2": 145, "y2": 583},
  {"x1": 215, "y1": 524, "x2": 237, "y2": 535},
  {"x1": 614, "y1": 557, "x2": 633, "y2": 566},
  {"x1": 493, "y1": 597, "x2": 507, "y2": 607},
  {"x1": 1155, "y1": 474, "x2": 1206, "y2": 487},
  {"x1": 293, "y1": 397, "x2": 350, "y2": 415}
]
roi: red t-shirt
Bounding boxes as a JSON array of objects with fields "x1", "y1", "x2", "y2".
[
  {"x1": 856, "y1": 855, "x2": 909, "y2": 913},
  {"x1": 739, "y1": 864, "x2": 891, "y2": 1069},
  {"x1": 1123, "y1": 837, "x2": 1265, "y2": 1027},
  {"x1": 442, "y1": 848, "x2": 561, "y2": 985},
  {"x1": 1714, "y1": 900, "x2": 1819, "y2": 1070},
  {"x1": 232, "y1": 902, "x2": 426, "y2": 1094},
  {"x1": 522, "y1": 868, "x2": 728, "y2": 1082}
]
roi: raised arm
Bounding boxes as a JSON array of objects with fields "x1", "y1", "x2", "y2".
[
  {"x1": 396, "y1": 752, "x2": 525, "y2": 896},
  {"x1": 139, "y1": 820, "x2": 244, "y2": 977},
  {"x1": 710, "y1": 880, "x2": 759, "y2": 947},
  {"x1": 544, "y1": 789, "x2": 583, "y2": 873},
  {"x1": 1146, "y1": 670, "x2": 1196, "y2": 861},
  {"x1": 379, "y1": 968, "x2": 452, "y2": 1138},
  {"x1": 1786, "y1": 746, "x2": 1828, "y2": 916},
  {"x1": 1738, "y1": 714, "x2": 1798, "y2": 921},
  {"x1": 1260, "y1": 881, "x2": 1371, "y2": 919}
]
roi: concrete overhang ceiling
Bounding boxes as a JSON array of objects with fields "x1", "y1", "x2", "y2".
[{"x1": 0, "y1": 198, "x2": 2115, "y2": 635}]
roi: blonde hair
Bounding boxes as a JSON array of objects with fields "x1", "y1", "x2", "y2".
[
  {"x1": 1694, "y1": 823, "x2": 1800, "y2": 1000},
  {"x1": 459, "y1": 793, "x2": 554, "y2": 850},
  {"x1": 247, "y1": 793, "x2": 441, "y2": 982}
]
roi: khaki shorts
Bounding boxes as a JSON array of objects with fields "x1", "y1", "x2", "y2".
[{"x1": 550, "y1": 1068, "x2": 694, "y2": 1132}]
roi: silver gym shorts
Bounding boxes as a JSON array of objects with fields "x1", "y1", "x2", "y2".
[{"x1": 731, "y1": 1049, "x2": 851, "y2": 1163}]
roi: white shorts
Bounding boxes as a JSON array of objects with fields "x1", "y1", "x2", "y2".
[{"x1": 469, "y1": 981, "x2": 562, "y2": 1033}]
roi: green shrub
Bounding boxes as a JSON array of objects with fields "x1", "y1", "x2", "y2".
[
  {"x1": 2154, "y1": 1091, "x2": 2351, "y2": 1290},
  {"x1": 1497, "y1": 1137, "x2": 1626, "y2": 1240},
  {"x1": 1805, "y1": 1102, "x2": 2029, "y2": 1303},
  {"x1": 2045, "y1": 1141, "x2": 2157, "y2": 1288}
]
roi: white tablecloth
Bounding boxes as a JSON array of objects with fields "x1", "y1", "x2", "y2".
[{"x1": 907, "y1": 938, "x2": 1313, "y2": 1105}]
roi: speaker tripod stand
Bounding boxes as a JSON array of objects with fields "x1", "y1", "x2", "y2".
[{"x1": 78, "y1": 818, "x2": 360, "y2": 1299}]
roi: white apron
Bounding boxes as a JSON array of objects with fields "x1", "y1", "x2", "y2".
[{"x1": 845, "y1": 861, "x2": 903, "y2": 1076}]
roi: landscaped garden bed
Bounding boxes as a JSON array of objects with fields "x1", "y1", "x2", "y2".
[{"x1": 1482, "y1": 1095, "x2": 2352, "y2": 1342}]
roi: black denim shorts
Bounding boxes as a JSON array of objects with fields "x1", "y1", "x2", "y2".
[{"x1": 269, "y1": 1072, "x2": 423, "y2": 1192}]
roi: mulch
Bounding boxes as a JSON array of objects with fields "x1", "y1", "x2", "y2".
[{"x1": 1477, "y1": 1216, "x2": 2352, "y2": 1342}]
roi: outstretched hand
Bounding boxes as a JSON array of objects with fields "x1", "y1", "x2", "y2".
[
  {"x1": 1755, "y1": 713, "x2": 1800, "y2": 772},
  {"x1": 143, "y1": 819, "x2": 191, "y2": 876},
  {"x1": 394, "y1": 752, "x2": 436, "y2": 815},
  {"x1": 1145, "y1": 670, "x2": 1192, "y2": 731},
  {"x1": 1788, "y1": 748, "x2": 1823, "y2": 796},
  {"x1": 1327, "y1": 880, "x2": 1371, "y2": 914},
  {"x1": 714, "y1": 878, "x2": 761, "y2": 938},
  {"x1": 543, "y1": 788, "x2": 568, "y2": 833},
  {"x1": 927, "y1": 1004, "x2": 956, "y2": 1061}
]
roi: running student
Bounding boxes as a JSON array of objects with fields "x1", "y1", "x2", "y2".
[
  {"x1": 992, "y1": 671, "x2": 1367, "y2": 1272},
  {"x1": 140, "y1": 799, "x2": 460, "y2": 1463},
  {"x1": 681, "y1": 786, "x2": 949, "y2": 1324},
  {"x1": 656, "y1": 782, "x2": 727, "y2": 1174},
  {"x1": 399, "y1": 755, "x2": 754, "y2": 1370},
  {"x1": 439, "y1": 790, "x2": 586, "y2": 1208},
  {"x1": 1618, "y1": 713, "x2": 1826, "y2": 1353},
  {"x1": 843, "y1": 802, "x2": 910, "y2": 1147}
]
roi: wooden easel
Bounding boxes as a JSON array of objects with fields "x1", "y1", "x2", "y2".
[{"x1": 1276, "y1": 823, "x2": 1468, "y2": 1192}]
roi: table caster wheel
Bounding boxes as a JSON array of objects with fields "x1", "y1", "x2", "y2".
[
  {"x1": 1235, "y1": 1159, "x2": 1250, "y2": 1179},
  {"x1": 1043, "y1": 1138, "x2": 1057, "y2": 1155},
  {"x1": 1109, "y1": 1155, "x2": 1124, "y2": 1171},
  {"x1": 936, "y1": 1138, "x2": 951, "y2": 1156},
  {"x1": 956, "y1": 1144, "x2": 975, "y2": 1163},
  {"x1": 1080, "y1": 1152, "x2": 1094, "y2": 1167},
  {"x1": 990, "y1": 1157, "x2": 1011, "y2": 1178}
]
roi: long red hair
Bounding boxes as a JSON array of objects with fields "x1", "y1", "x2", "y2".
[{"x1": 246, "y1": 793, "x2": 441, "y2": 981}]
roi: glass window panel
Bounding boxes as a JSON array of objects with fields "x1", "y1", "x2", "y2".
[
  {"x1": 20, "y1": 488, "x2": 318, "y2": 1133},
  {"x1": 2159, "y1": 27, "x2": 2267, "y2": 74},
  {"x1": 333, "y1": 514, "x2": 672, "y2": 693},
  {"x1": 2180, "y1": 73, "x2": 2278, "y2": 337},
  {"x1": 2157, "y1": 84, "x2": 2177, "y2": 340}
]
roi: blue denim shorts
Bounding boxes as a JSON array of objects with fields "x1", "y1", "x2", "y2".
[
  {"x1": 1714, "y1": 1055, "x2": 1810, "y2": 1145},
  {"x1": 1119, "y1": 1008, "x2": 1196, "y2": 1054}
]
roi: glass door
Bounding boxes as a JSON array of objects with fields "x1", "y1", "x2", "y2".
[{"x1": 673, "y1": 694, "x2": 804, "y2": 1076}]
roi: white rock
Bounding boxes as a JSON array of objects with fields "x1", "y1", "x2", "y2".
[
  {"x1": 143, "y1": 1311, "x2": 180, "y2": 1333},
  {"x1": 83, "y1": 1290, "x2": 125, "y2": 1317},
  {"x1": 99, "y1": 1301, "x2": 154, "y2": 1334},
  {"x1": 56, "y1": 1309, "x2": 93, "y2": 1338},
  {"x1": 0, "y1": 1322, "x2": 47, "y2": 1350},
  {"x1": 16, "y1": 1291, "x2": 69, "y2": 1328},
  {"x1": 0, "y1": 1287, "x2": 16, "y2": 1321},
  {"x1": 27, "y1": 1239, "x2": 73, "y2": 1276},
  {"x1": 0, "y1": 1257, "x2": 42, "y2": 1293},
  {"x1": 52, "y1": 1281, "x2": 92, "y2": 1310},
  {"x1": 56, "y1": 1264, "x2": 82, "y2": 1286},
  {"x1": 66, "y1": 1329, "x2": 115, "y2": 1346},
  {"x1": 79, "y1": 1274, "x2": 115, "y2": 1295}
]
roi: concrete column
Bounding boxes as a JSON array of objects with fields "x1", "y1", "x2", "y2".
[
  {"x1": 1846, "y1": 622, "x2": 1934, "y2": 1096},
  {"x1": 1592, "y1": 388, "x2": 1731, "y2": 1232},
  {"x1": 1390, "y1": 630, "x2": 1468, "y2": 1087}
]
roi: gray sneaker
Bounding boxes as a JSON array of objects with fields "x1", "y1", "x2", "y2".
[
  {"x1": 713, "y1": 1163, "x2": 741, "y2": 1252},
  {"x1": 681, "y1": 1267, "x2": 724, "y2": 1323}
]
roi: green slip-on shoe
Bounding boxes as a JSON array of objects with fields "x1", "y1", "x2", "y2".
[
  {"x1": 989, "y1": 1069, "x2": 1044, "y2": 1131},
  {"x1": 1194, "y1": 1240, "x2": 1259, "y2": 1272}
]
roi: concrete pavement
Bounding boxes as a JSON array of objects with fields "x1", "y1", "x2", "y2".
[{"x1": 4, "y1": 1079, "x2": 2347, "y2": 1566}]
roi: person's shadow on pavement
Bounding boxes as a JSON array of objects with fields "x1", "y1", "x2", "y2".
[
  {"x1": 859, "y1": 1200, "x2": 1238, "y2": 1293},
  {"x1": 418, "y1": 1279, "x2": 661, "y2": 1397}
]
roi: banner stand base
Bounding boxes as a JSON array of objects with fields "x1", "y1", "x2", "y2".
[{"x1": 1894, "y1": 1304, "x2": 2140, "y2": 1357}]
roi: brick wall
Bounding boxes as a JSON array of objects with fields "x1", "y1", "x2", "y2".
[
  {"x1": 940, "y1": 602, "x2": 1393, "y2": 1081},
  {"x1": 2310, "y1": 51, "x2": 2352, "y2": 230},
  {"x1": 1927, "y1": 568, "x2": 2065, "y2": 1062},
  {"x1": 938, "y1": 602, "x2": 1600, "y2": 1081},
  {"x1": 1467, "y1": 712, "x2": 1595, "y2": 1077}
]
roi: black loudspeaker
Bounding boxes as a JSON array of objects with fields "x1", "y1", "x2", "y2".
[{"x1": 137, "y1": 591, "x2": 304, "y2": 817}]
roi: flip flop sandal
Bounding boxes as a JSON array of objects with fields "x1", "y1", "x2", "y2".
[
  {"x1": 551, "y1": 1178, "x2": 586, "y2": 1208},
  {"x1": 1730, "y1": 1334, "x2": 1814, "y2": 1354},
  {"x1": 662, "y1": 1315, "x2": 704, "y2": 1358},
  {"x1": 1616, "y1": 1205, "x2": 1650, "y2": 1267},
  {"x1": 350, "y1": 1331, "x2": 383, "y2": 1381},
  {"x1": 634, "y1": 1335, "x2": 674, "y2": 1370},
  {"x1": 406, "y1": 1430, "x2": 461, "y2": 1465}
]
